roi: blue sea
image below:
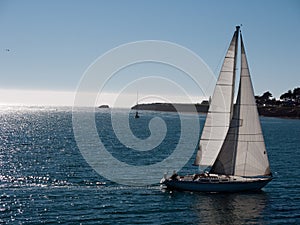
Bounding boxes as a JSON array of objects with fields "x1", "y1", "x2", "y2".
[{"x1": 0, "y1": 106, "x2": 299, "y2": 224}]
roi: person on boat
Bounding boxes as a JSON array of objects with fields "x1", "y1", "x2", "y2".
[
  {"x1": 193, "y1": 174, "x2": 201, "y2": 181},
  {"x1": 170, "y1": 171, "x2": 179, "y2": 180}
]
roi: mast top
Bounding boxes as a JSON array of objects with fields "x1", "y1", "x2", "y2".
[{"x1": 236, "y1": 25, "x2": 240, "y2": 31}]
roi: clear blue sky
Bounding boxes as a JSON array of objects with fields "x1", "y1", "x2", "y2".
[{"x1": 0, "y1": 0, "x2": 299, "y2": 106}]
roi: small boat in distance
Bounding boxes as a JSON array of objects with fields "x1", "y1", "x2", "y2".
[
  {"x1": 135, "y1": 111, "x2": 140, "y2": 119},
  {"x1": 135, "y1": 91, "x2": 140, "y2": 119},
  {"x1": 98, "y1": 105, "x2": 110, "y2": 109},
  {"x1": 160, "y1": 26, "x2": 272, "y2": 192}
]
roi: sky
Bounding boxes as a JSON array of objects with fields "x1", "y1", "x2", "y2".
[{"x1": 0, "y1": 0, "x2": 299, "y2": 107}]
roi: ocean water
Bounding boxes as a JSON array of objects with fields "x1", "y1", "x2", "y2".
[{"x1": 0, "y1": 106, "x2": 299, "y2": 224}]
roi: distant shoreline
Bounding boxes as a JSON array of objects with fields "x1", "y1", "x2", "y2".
[{"x1": 132, "y1": 103, "x2": 300, "y2": 119}]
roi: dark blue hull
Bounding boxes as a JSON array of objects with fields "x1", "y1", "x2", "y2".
[{"x1": 162, "y1": 177, "x2": 272, "y2": 193}]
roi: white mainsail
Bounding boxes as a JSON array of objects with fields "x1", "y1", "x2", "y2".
[
  {"x1": 194, "y1": 26, "x2": 239, "y2": 170},
  {"x1": 210, "y1": 34, "x2": 271, "y2": 176}
]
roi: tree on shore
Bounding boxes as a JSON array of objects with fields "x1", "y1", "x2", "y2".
[
  {"x1": 261, "y1": 91, "x2": 272, "y2": 100},
  {"x1": 255, "y1": 88, "x2": 300, "y2": 107},
  {"x1": 280, "y1": 87, "x2": 300, "y2": 104},
  {"x1": 280, "y1": 90, "x2": 293, "y2": 100},
  {"x1": 255, "y1": 91, "x2": 274, "y2": 106}
]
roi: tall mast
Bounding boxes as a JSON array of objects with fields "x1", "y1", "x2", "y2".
[
  {"x1": 231, "y1": 26, "x2": 240, "y2": 119},
  {"x1": 136, "y1": 91, "x2": 139, "y2": 107}
]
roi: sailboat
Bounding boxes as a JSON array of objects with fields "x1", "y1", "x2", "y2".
[
  {"x1": 135, "y1": 91, "x2": 140, "y2": 119},
  {"x1": 160, "y1": 26, "x2": 272, "y2": 192}
]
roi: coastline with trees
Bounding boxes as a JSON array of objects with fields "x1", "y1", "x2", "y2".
[{"x1": 131, "y1": 87, "x2": 300, "y2": 119}]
